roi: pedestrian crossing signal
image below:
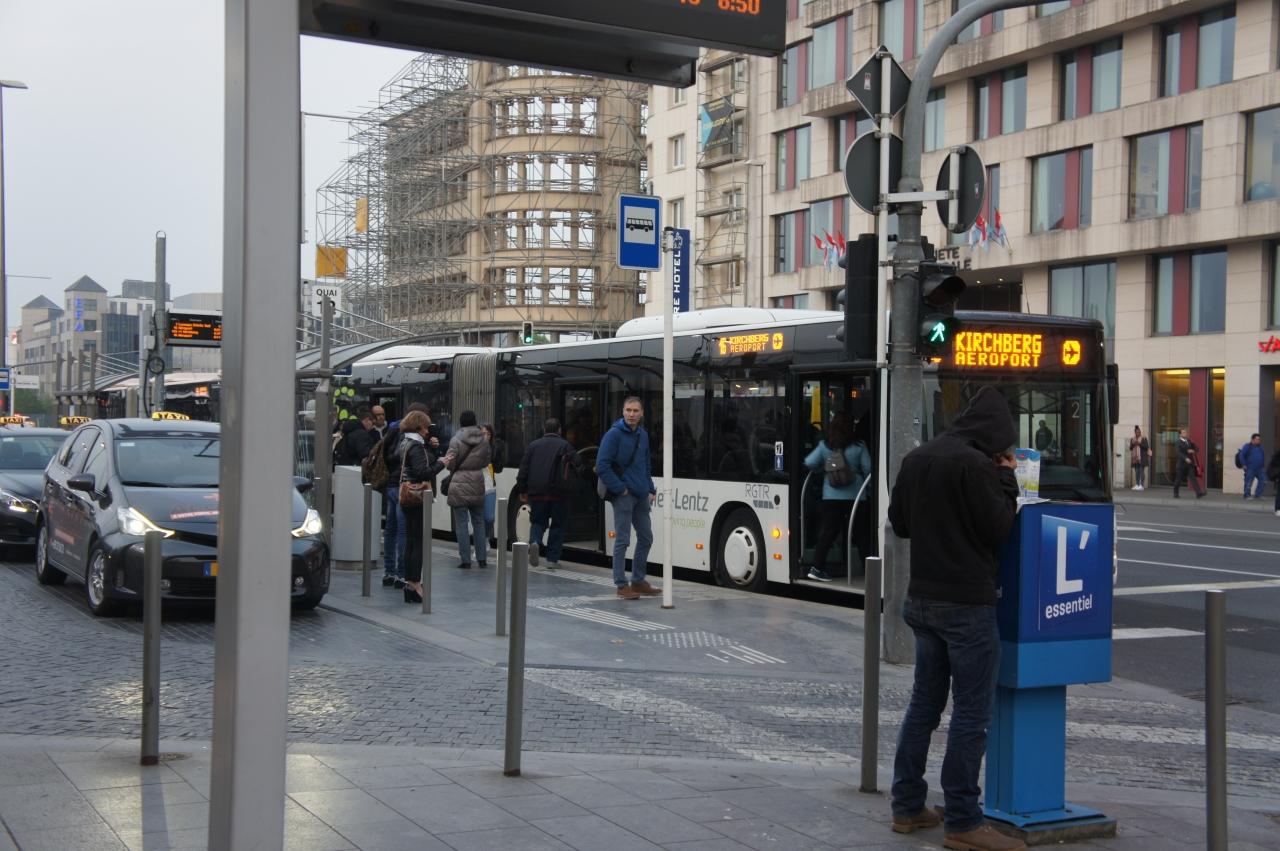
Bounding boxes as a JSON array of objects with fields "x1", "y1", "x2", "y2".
[{"x1": 521, "y1": 321, "x2": 534, "y2": 345}]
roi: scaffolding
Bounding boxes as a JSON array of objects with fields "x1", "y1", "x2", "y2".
[
  {"x1": 315, "y1": 54, "x2": 649, "y2": 344},
  {"x1": 695, "y1": 50, "x2": 751, "y2": 308}
]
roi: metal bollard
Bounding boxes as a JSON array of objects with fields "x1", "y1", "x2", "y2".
[
  {"x1": 496, "y1": 497, "x2": 508, "y2": 636},
  {"x1": 421, "y1": 490, "x2": 433, "y2": 614},
  {"x1": 504, "y1": 541, "x2": 529, "y2": 776},
  {"x1": 361, "y1": 482, "x2": 373, "y2": 597},
  {"x1": 1205, "y1": 589, "x2": 1228, "y2": 851},
  {"x1": 860, "y1": 556, "x2": 882, "y2": 793},
  {"x1": 141, "y1": 530, "x2": 163, "y2": 766}
]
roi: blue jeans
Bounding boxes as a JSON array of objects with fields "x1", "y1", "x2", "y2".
[
  {"x1": 892, "y1": 597, "x2": 1000, "y2": 833},
  {"x1": 529, "y1": 498, "x2": 568, "y2": 562},
  {"x1": 1244, "y1": 471, "x2": 1265, "y2": 498},
  {"x1": 611, "y1": 491, "x2": 652, "y2": 587},
  {"x1": 383, "y1": 486, "x2": 407, "y2": 578},
  {"x1": 453, "y1": 503, "x2": 488, "y2": 565}
]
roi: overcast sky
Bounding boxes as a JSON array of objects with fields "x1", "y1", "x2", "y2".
[{"x1": 0, "y1": 1, "x2": 418, "y2": 329}]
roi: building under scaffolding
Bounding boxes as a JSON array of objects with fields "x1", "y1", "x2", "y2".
[{"x1": 315, "y1": 54, "x2": 650, "y2": 344}]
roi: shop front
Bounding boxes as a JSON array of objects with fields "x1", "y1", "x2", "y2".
[{"x1": 1150, "y1": 367, "x2": 1224, "y2": 490}]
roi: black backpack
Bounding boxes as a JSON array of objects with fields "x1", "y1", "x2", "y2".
[
  {"x1": 823, "y1": 445, "x2": 854, "y2": 487},
  {"x1": 1235, "y1": 445, "x2": 1246, "y2": 470}
]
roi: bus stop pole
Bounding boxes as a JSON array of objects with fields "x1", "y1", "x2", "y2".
[
  {"x1": 141, "y1": 530, "x2": 163, "y2": 766},
  {"x1": 361, "y1": 482, "x2": 372, "y2": 597},
  {"x1": 313, "y1": 299, "x2": 334, "y2": 549},
  {"x1": 496, "y1": 497, "x2": 508, "y2": 636},
  {"x1": 421, "y1": 491, "x2": 433, "y2": 614},
  {"x1": 504, "y1": 542, "x2": 529, "y2": 775},
  {"x1": 860, "y1": 556, "x2": 882, "y2": 793},
  {"x1": 661, "y1": 229, "x2": 675, "y2": 609}
]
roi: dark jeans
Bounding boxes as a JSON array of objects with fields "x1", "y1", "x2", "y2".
[
  {"x1": 812, "y1": 499, "x2": 853, "y2": 572},
  {"x1": 1174, "y1": 461, "x2": 1204, "y2": 496},
  {"x1": 402, "y1": 503, "x2": 424, "y2": 583},
  {"x1": 529, "y1": 498, "x2": 568, "y2": 562},
  {"x1": 892, "y1": 597, "x2": 1000, "y2": 833}
]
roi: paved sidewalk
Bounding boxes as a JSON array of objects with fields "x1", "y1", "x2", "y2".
[
  {"x1": 1, "y1": 734, "x2": 1278, "y2": 850},
  {"x1": 1116, "y1": 485, "x2": 1279, "y2": 513}
]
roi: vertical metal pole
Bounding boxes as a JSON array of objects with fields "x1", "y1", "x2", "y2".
[
  {"x1": 860, "y1": 556, "x2": 883, "y2": 793},
  {"x1": 89, "y1": 351, "x2": 98, "y2": 417},
  {"x1": 361, "y1": 482, "x2": 372, "y2": 597},
  {"x1": 421, "y1": 490, "x2": 433, "y2": 614},
  {"x1": 662, "y1": 229, "x2": 675, "y2": 609},
  {"x1": 496, "y1": 496, "x2": 508, "y2": 636},
  {"x1": 1205, "y1": 589, "x2": 1228, "y2": 851},
  {"x1": 209, "y1": 0, "x2": 298, "y2": 846},
  {"x1": 140, "y1": 530, "x2": 163, "y2": 766},
  {"x1": 314, "y1": 299, "x2": 333, "y2": 545},
  {"x1": 504, "y1": 541, "x2": 529, "y2": 776},
  {"x1": 53, "y1": 353, "x2": 62, "y2": 419},
  {"x1": 153, "y1": 233, "x2": 166, "y2": 411},
  {"x1": 137, "y1": 306, "x2": 150, "y2": 417}
]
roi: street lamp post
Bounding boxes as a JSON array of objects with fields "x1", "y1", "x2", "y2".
[{"x1": 0, "y1": 79, "x2": 29, "y2": 414}]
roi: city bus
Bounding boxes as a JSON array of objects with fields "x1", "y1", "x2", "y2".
[{"x1": 326, "y1": 308, "x2": 1115, "y2": 595}]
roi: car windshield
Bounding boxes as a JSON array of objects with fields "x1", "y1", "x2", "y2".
[
  {"x1": 0, "y1": 435, "x2": 66, "y2": 470},
  {"x1": 116, "y1": 437, "x2": 220, "y2": 487}
]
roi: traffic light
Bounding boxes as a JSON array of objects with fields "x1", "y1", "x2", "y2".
[
  {"x1": 837, "y1": 234, "x2": 878, "y2": 361},
  {"x1": 915, "y1": 261, "x2": 965, "y2": 357},
  {"x1": 520, "y1": 321, "x2": 534, "y2": 345}
]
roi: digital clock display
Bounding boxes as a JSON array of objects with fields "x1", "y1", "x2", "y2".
[{"x1": 677, "y1": 0, "x2": 762, "y2": 15}]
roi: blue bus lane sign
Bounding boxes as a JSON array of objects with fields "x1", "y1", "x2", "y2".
[{"x1": 617, "y1": 194, "x2": 662, "y2": 271}]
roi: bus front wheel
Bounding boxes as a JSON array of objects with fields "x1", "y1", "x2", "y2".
[{"x1": 713, "y1": 508, "x2": 766, "y2": 592}]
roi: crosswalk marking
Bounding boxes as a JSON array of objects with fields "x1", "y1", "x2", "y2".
[
  {"x1": 539, "y1": 605, "x2": 674, "y2": 632},
  {"x1": 1115, "y1": 579, "x2": 1280, "y2": 596},
  {"x1": 1112, "y1": 627, "x2": 1202, "y2": 639}
]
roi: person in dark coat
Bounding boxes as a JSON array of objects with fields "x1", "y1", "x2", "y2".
[
  {"x1": 1268, "y1": 449, "x2": 1280, "y2": 515},
  {"x1": 516, "y1": 418, "x2": 579, "y2": 570},
  {"x1": 334, "y1": 410, "x2": 377, "y2": 466},
  {"x1": 398, "y1": 410, "x2": 451, "y2": 603},
  {"x1": 1174, "y1": 428, "x2": 1206, "y2": 498},
  {"x1": 445, "y1": 410, "x2": 492, "y2": 569},
  {"x1": 379, "y1": 402, "x2": 429, "y2": 588},
  {"x1": 886, "y1": 386, "x2": 1023, "y2": 851},
  {"x1": 596, "y1": 396, "x2": 659, "y2": 600}
]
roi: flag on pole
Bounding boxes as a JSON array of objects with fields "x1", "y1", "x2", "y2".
[
  {"x1": 813, "y1": 234, "x2": 830, "y2": 268},
  {"x1": 823, "y1": 230, "x2": 840, "y2": 269},
  {"x1": 835, "y1": 230, "x2": 847, "y2": 253},
  {"x1": 992, "y1": 208, "x2": 1010, "y2": 251},
  {"x1": 968, "y1": 213, "x2": 988, "y2": 251}
]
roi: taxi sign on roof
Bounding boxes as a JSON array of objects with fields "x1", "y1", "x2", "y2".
[
  {"x1": 0, "y1": 416, "x2": 27, "y2": 425},
  {"x1": 59, "y1": 416, "x2": 92, "y2": 428},
  {"x1": 151, "y1": 411, "x2": 191, "y2": 421}
]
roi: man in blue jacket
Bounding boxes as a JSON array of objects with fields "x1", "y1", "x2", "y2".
[
  {"x1": 596, "y1": 396, "x2": 659, "y2": 600},
  {"x1": 1240, "y1": 433, "x2": 1267, "y2": 500}
]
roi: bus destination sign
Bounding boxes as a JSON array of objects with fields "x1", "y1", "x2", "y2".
[
  {"x1": 167, "y1": 313, "x2": 222, "y2": 348},
  {"x1": 717, "y1": 331, "x2": 787, "y2": 357},
  {"x1": 950, "y1": 328, "x2": 1086, "y2": 371}
]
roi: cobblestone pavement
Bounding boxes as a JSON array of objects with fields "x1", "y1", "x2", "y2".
[{"x1": 3, "y1": 558, "x2": 1280, "y2": 806}]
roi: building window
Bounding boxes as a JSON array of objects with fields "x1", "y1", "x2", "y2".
[
  {"x1": 807, "y1": 198, "x2": 845, "y2": 266},
  {"x1": 669, "y1": 197, "x2": 685, "y2": 230},
  {"x1": 1161, "y1": 5, "x2": 1235, "y2": 96},
  {"x1": 778, "y1": 42, "x2": 808, "y2": 107},
  {"x1": 1153, "y1": 249, "x2": 1227, "y2": 335},
  {"x1": 955, "y1": 0, "x2": 1003, "y2": 43},
  {"x1": 1270, "y1": 244, "x2": 1280, "y2": 328},
  {"x1": 1050, "y1": 261, "x2": 1115, "y2": 340},
  {"x1": 671, "y1": 87, "x2": 687, "y2": 106},
  {"x1": 924, "y1": 88, "x2": 946, "y2": 152},
  {"x1": 808, "y1": 17, "x2": 848, "y2": 89},
  {"x1": 774, "y1": 210, "x2": 806, "y2": 273},
  {"x1": 1246, "y1": 107, "x2": 1280, "y2": 201},
  {"x1": 1092, "y1": 39, "x2": 1122, "y2": 113},
  {"x1": 669, "y1": 134, "x2": 685, "y2": 169},
  {"x1": 1061, "y1": 39, "x2": 1122, "y2": 119},
  {"x1": 974, "y1": 65, "x2": 1025, "y2": 140},
  {"x1": 881, "y1": 0, "x2": 923, "y2": 61},
  {"x1": 1037, "y1": 0, "x2": 1074, "y2": 16},
  {"x1": 1032, "y1": 147, "x2": 1092, "y2": 232},
  {"x1": 1130, "y1": 125, "x2": 1202, "y2": 219},
  {"x1": 775, "y1": 125, "x2": 811, "y2": 191}
]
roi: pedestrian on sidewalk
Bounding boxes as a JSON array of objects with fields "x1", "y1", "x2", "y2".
[
  {"x1": 378, "y1": 403, "x2": 429, "y2": 588},
  {"x1": 481, "y1": 422, "x2": 504, "y2": 542},
  {"x1": 887, "y1": 386, "x2": 1025, "y2": 851},
  {"x1": 1174, "y1": 428, "x2": 1206, "y2": 498},
  {"x1": 802, "y1": 411, "x2": 871, "y2": 582},
  {"x1": 1268, "y1": 449, "x2": 1280, "y2": 516},
  {"x1": 1129, "y1": 426, "x2": 1150, "y2": 491},
  {"x1": 398, "y1": 410, "x2": 452, "y2": 603},
  {"x1": 445, "y1": 411, "x2": 492, "y2": 570},
  {"x1": 1237, "y1": 433, "x2": 1267, "y2": 500},
  {"x1": 517, "y1": 418, "x2": 579, "y2": 570},
  {"x1": 597, "y1": 396, "x2": 660, "y2": 600}
]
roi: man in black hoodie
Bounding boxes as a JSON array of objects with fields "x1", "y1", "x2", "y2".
[{"x1": 887, "y1": 387, "x2": 1023, "y2": 851}]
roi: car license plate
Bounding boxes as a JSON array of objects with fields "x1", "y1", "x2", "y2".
[{"x1": 204, "y1": 561, "x2": 218, "y2": 577}]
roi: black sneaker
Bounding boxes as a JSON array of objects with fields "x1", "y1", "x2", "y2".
[
  {"x1": 807, "y1": 567, "x2": 832, "y2": 582},
  {"x1": 393, "y1": 578, "x2": 405, "y2": 589},
  {"x1": 381, "y1": 575, "x2": 396, "y2": 587},
  {"x1": 458, "y1": 562, "x2": 471, "y2": 570},
  {"x1": 477, "y1": 561, "x2": 488, "y2": 569},
  {"x1": 528, "y1": 544, "x2": 539, "y2": 568}
]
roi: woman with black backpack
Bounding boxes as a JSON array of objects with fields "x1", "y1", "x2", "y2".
[{"x1": 803, "y1": 412, "x2": 872, "y2": 582}]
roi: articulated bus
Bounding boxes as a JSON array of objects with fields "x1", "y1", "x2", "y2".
[{"x1": 325, "y1": 308, "x2": 1115, "y2": 595}]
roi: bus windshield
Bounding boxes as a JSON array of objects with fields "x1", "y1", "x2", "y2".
[{"x1": 923, "y1": 375, "x2": 1111, "y2": 502}]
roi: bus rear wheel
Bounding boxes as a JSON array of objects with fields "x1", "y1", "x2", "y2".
[{"x1": 713, "y1": 508, "x2": 766, "y2": 592}]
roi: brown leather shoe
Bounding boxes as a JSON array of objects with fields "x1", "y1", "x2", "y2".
[
  {"x1": 891, "y1": 806, "x2": 942, "y2": 834},
  {"x1": 631, "y1": 580, "x2": 662, "y2": 596},
  {"x1": 616, "y1": 585, "x2": 640, "y2": 600},
  {"x1": 943, "y1": 823, "x2": 1027, "y2": 851}
]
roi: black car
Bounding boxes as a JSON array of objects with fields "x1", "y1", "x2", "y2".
[
  {"x1": 0, "y1": 428, "x2": 70, "y2": 549},
  {"x1": 35, "y1": 418, "x2": 329, "y2": 615}
]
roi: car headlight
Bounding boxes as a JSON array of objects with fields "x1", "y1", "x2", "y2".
[
  {"x1": 292, "y1": 508, "x2": 323, "y2": 538},
  {"x1": 117, "y1": 506, "x2": 175, "y2": 538},
  {"x1": 0, "y1": 489, "x2": 36, "y2": 514}
]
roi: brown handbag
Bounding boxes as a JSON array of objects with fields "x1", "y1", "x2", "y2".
[{"x1": 398, "y1": 441, "x2": 431, "y2": 508}]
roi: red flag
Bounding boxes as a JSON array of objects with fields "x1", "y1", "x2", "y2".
[
  {"x1": 823, "y1": 229, "x2": 837, "y2": 248},
  {"x1": 835, "y1": 230, "x2": 847, "y2": 252}
]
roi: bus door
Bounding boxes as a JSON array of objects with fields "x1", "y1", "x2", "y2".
[
  {"x1": 792, "y1": 370, "x2": 877, "y2": 586},
  {"x1": 557, "y1": 382, "x2": 607, "y2": 553}
]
